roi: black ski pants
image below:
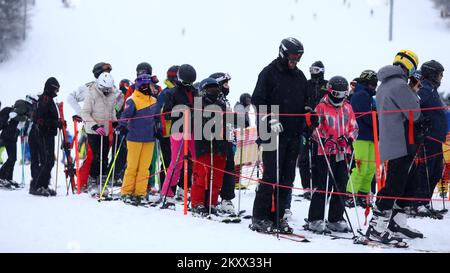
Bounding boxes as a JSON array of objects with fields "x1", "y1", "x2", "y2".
[
  {"x1": 220, "y1": 142, "x2": 236, "y2": 201},
  {"x1": 0, "y1": 138, "x2": 17, "y2": 181},
  {"x1": 308, "y1": 155, "x2": 348, "y2": 223},
  {"x1": 252, "y1": 135, "x2": 300, "y2": 221},
  {"x1": 29, "y1": 125, "x2": 45, "y2": 188},
  {"x1": 87, "y1": 134, "x2": 110, "y2": 179},
  {"x1": 35, "y1": 134, "x2": 55, "y2": 189},
  {"x1": 416, "y1": 140, "x2": 443, "y2": 207},
  {"x1": 376, "y1": 154, "x2": 420, "y2": 211}
]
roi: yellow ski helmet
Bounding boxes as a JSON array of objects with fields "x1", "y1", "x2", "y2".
[{"x1": 393, "y1": 49, "x2": 419, "y2": 77}]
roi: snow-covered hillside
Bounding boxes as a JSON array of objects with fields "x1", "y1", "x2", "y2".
[{"x1": 1, "y1": 0, "x2": 450, "y2": 253}]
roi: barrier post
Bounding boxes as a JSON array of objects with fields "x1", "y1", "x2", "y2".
[{"x1": 183, "y1": 109, "x2": 189, "y2": 215}]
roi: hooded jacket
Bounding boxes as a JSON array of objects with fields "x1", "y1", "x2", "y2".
[
  {"x1": 81, "y1": 84, "x2": 117, "y2": 135},
  {"x1": 376, "y1": 65, "x2": 421, "y2": 161}
]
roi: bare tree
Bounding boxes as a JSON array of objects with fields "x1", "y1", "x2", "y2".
[{"x1": 0, "y1": 0, "x2": 30, "y2": 62}]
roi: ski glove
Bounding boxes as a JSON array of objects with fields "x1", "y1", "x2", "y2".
[
  {"x1": 336, "y1": 136, "x2": 352, "y2": 150},
  {"x1": 261, "y1": 113, "x2": 283, "y2": 134},
  {"x1": 72, "y1": 115, "x2": 83, "y2": 123},
  {"x1": 321, "y1": 137, "x2": 337, "y2": 152},
  {"x1": 92, "y1": 124, "x2": 107, "y2": 136},
  {"x1": 8, "y1": 112, "x2": 17, "y2": 122}
]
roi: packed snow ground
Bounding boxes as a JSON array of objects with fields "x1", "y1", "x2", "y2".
[{"x1": 1, "y1": 0, "x2": 450, "y2": 253}]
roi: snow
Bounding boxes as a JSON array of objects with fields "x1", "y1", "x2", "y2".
[{"x1": 1, "y1": 0, "x2": 450, "y2": 253}]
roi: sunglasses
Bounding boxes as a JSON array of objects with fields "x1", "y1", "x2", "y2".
[{"x1": 310, "y1": 66, "x2": 325, "y2": 74}]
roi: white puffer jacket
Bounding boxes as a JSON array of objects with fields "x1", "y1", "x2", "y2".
[{"x1": 81, "y1": 84, "x2": 117, "y2": 135}]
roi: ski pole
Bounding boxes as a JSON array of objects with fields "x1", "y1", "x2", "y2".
[
  {"x1": 316, "y1": 128, "x2": 356, "y2": 237},
  {"x1": 55, "y1": 128, "x2": 61, "y2": 192},
  {"x1": 99, "y1": 133, "x2": 104, "y2": 199},
  {"x1": 422, "y1": 145, "x2": 435, "y2": 211},
  {"x1": 111, "y1": 131, "x2": 119, "y2": 195},
  {"x1": 209, "y1": 139, "x2": 214, "y2": 216},
  {"x1": 323, "y1": 154, "x2": 330, "y2": 233},
  {"x1": 308, "y1": 138, "x2": 313, "y2": 197},
  {"x1": 275, "y1": 133, "x2": 281, "y2": 238},
  {"x1": 20, "y1": 128, "x2": 25, "y2": 187},
  {"x1": 344, "y1": 150, "x2": 362, "y2": 231},
  {"x1": 159, "y1": 140, "x2": 167, "y2": 176},
  {"x1": 100, "y1": 134, "x2": 126, "y2": 199},
  {"x1": 238, "y1": 128, "x2": 244, "y2": 216}
]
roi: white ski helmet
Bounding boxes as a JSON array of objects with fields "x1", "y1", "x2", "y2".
[{"x1": 97, "y1": 72, "x2": 115, "y2": 93}]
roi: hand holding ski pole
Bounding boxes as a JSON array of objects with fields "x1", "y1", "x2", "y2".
[{"x1": 262, "y1": 113, "x2": 283, "y2": 134}]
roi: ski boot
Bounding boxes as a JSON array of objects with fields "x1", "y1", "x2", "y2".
[
  {"x1": 46, "y1": 187, "x2": 57, "y2": 196},
  {"x1": 218, "y1": 199, "x2": 235, "y2": 215},
  {"x1": 276, "y1": 219, "x2": 294, "y2": 234},
  {"x1": 160, "y1": 196, "x2": 176, "y2": 210},
  {"x1": 303, "y1": 191, "x2": 312, "y2": 200},
  {"x1": 249, "y1": 218, "x2": 275, "y2": 234},
  {"x1": 191, "y1": 204, "x2": 208, "y2": 217},
  {"x1": 327, "y1": 220, "x2": 350, "y2": 233},
  {"x1": 356, "y1": 193, "x2": 372, "y2": 208},
  {"x1": 388, "y1": 207, "x2": 423, "y2": 239},
  {"x1": 30, "y1": 187, "x2": 50, "y2": 197},
  {"x1": 345, "y1": 196, "x2": 355, "y2": 208},
  {"x1": 366, "y1": 208, "x2": 405, "y2": 245},
  {"x1": 305, "y1": 219, "x2": 331, "y2": 234},
  {"x1": 283, "y1": 209, "x2": 293, "y2": 221},
  {"x1": 121, "y1": 194, "x2": 133, "y2": 204}
]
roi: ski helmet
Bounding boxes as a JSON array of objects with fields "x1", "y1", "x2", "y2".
[
  {"x1": 199, "y1": 77, "x2": 220, "y2": 100},
  {"x1": 309, "y1": 61, "x2": 325, "y2": 76},
  {"x1": 136, "y1": 62, "x2": 152, "y2": 76},
  {"x1": 327, "y1": 76, "x2": 349, "y2": 107},
  {"x1": 359, "y1": 70, "x2": 378, "y2": 87},
  {"x1": 239, "y1": 93, "x2": 252, "y2": 107},
  {"x1": 177, "y1": 64, "x2": 197, "y2": 86},
  {"x1": 96, "y1": 72, "x2": 114, "y2": 94},
  {"x1": 44, "y1": 77, "x2": 60, "y2": 97},
  {"x1": 167, "y1": 65, "x2": 180, "y2": 82},
  {"x1": 421, "y1": 60, "x2": 444, "y2": 85},
  {"x1": 92, "y1": 62, "x2": 112, "y2": 79},
  {"x1": 119, "y1": 79, "x2": 132, "y2": 94},
  {"x1": 25, "y1": 94, "x2": 39, "y2": 105},
  {"x1": 135, "y1": 74, "x2": 152, "y2": 94},
  {"x1": 393, "y1": 49, "x2": 419, "y2": 77},
  {"x1": 209, "y1": 72, "x2": 231, "y2": 96},
  {"x1": 279, "y1": 37, "x2": 304, "y2": 62},
  {"x1": 13, "y1": 99, "x2": 31, "y2": 121}
]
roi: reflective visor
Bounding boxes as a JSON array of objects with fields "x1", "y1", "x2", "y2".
[{"x1": 288, "y1": 53, "x2": 301, "y2": 62}]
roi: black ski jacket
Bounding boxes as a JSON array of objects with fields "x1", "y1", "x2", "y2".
[{"x1": 35, "y1": 90, "x2": 59, "y2": 137}]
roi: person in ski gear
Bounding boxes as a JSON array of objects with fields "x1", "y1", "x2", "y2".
[
  {"x1": 117, "y1": 74, "x2": 161, "y2": 205},
  {"x1": 0, "y1": 99, "x2": 33, "y2": 189},
  {"x1": 366, "y1": 49, "x2": 425, "y2": 243},
  {"x1": 31, "y1": 77, "x2": 61, "y2": 196},
  {"x1": 234, "y1": 93, "x2": 252, "y2": 129},
  {"x1": 190, "y1": 78, "x2": 229, "y2": 215},
  {"x1": 297, "y1": 61, "x2": 329, "y2": 202},
  {"x1": 250, "y1": 37, "x2": 308, "y2": 234},
  {"x1": 345, "y1": 70, "x2": 378, "y2": 209},
  {"x1": 306, "y1": 76, "x2": 358, "y2": 233},
  {"x1": 160, "y1": 64, "x2": 198, "y2": 205},
  {"x1": 81, "y1": 72, "x2": 117, "y2": 196},
  {"x1": 67, "y1": 62, "x2": 121, "y2": 191},
  {"x1": 414, "y1": 60, "x2": 446, "y2": 218},
  {"x1": 210, "y1": 72, "x2": 237, "y2": 215}
]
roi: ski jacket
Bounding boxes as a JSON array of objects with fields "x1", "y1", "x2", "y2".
[
  {"x1": 312, "y1": 95, "x2": 358, "y2": 156},
  {"x1": 68, "y1": 81, "x2": 124, "y2": 116},
  {"x1": 81, "y1": 84, "x2": 117, "y2": 135},
  {"x1": 35, "y1": 91, "x2": 59, "y2": 137},
  {"x1": 0, "y1": 107, "x2": 20, "y2": 141},
  {"x1": 252, "y1": 58, "x2": 308, "y2": 139},
  {"x1": 119, "y1": 90, "x2": 161, "y2": 142},
  {"x1": 163, "y1": 85, "x2": 199, "y2": 134},
  {"x1": 376, "y1": 65, "x2": 421, "y2": 161},
  {"x1": 233, "y1": 102, "x2": 250, "y2": 129},
  {"x1": 306, "y1": 77, "x2": 328, "y2": 110},
  {"x1": 194, "y1": 96, "x2": 228, "y2": 157},
  {"x1": 418, "y1": 79, "x2": 448, "y2": 142},
  {"x1": 350, "y1": 83, "x2": 376, "y2": 141}
]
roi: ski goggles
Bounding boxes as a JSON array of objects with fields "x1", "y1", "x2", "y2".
[
  {"x1": 288, "y1": 53, "x2": 302, "y2": 62},
  {"x1": 215, "y1": 73, "x2": 232, "y2": 83},
  {"x1": 329, "y1": 89, "x2": 348, "y2": 99},
  {"x1": 310, "y1": 66, "x2": 325, "y2": 74}
]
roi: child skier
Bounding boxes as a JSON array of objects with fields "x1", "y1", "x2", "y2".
[
  {"x1": 307, "y1": 76, "x2": 358, "y2": 233},
  {"x1": 190, "y1": 78, "x2": 228, "y2": 215},
  {"x1": 117, "y1": 74, "x2": 161, "y2": 206}
]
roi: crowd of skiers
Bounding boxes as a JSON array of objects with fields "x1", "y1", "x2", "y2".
[{"x1": 0, "y1": 37, "x2": 447, "y2": 245}]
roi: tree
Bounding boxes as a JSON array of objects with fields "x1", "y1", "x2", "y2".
[{"x1": 0, "y1": 0, "x2": 29, "y2": 62}]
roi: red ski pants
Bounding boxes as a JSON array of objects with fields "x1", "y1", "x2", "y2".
[{"x1": 78, "y1": 142, "x2": 93, "y2": 189}]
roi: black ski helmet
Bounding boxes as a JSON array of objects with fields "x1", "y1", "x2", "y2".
[
  {"x1": 13, "y1": 99, "x2": 32, "y2": 121},
  {"x1": 359, "y1": 70, "x2": 378, "y2": 87},
  {"x1": 92, "y1": 62, "x2": 112, "y2": 79},
  {"x1": 199, "y1": 77, "x2": 220, "y2": 100},
  {"x1": 136, "y1": 62, "x2": 152, "y2": 76},
  {"x1": 209, "y1": 72, "x2": 231, "y2": 96},
  {"x1": 310, "y1": 60, "x2": 325, "y2": 78},
  {"x1": 177, "y1": 64, "x2": 197, "y2": 86},
  {"x1": 421, "y1": 60, "x2": 444, "y2": 84},
  {"x1": 327, "y1": 76, "x2": 348, "y2": 106},
  {"x1": 239, "y1": 93, "x2": 252, "y2": 106},
  {"x1": 279, "y1": 37, "x2": 304, "y2": 61}
]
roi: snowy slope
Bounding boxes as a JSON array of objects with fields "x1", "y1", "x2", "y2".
[{"x1": 1, "y1": 0, "x2": 450, "y2": 253}]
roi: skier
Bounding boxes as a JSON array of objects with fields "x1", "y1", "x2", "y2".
[
  {"x1": 191, "y1": 78, "x2": 228, "y2": 215},
  {"x1": 81, "y1": 72, "x2": 117, "y2": 196},
  {"x1": 297, "y1": 61, "x2": 328, "y2": 204},
  {"x1": 160, "y1": 64, "x2": 198, "y2": 206},
  {"x1": 414, "y1": 60, "x2": 446, "y2": 218},
  {"x1": 366, "y1": 49, "x2": 425, "y2": 243},
  {"x1": 345, "y1": 70, "x2": 378, "y2": 208},
  {"x1": 306, "y1": 76, "x2": 358, "y2": 233},
  {"x1": 234, "y1": 93, "x2": 252, "y2": 129},
  {"x1": 117, "y1": 74, "x2": 161, "y2": 205},
  {"x1": 209, "y1": 72, "x2": 237, "y2": 214},
  {"x1": 32, "y1": 77, "x2": 61, "y2": 196},
  {"x1": 0, "y1": 99, "x2": 33, "y2": 189},
  {"x1": 67, "y1": 62, "x2": 116, "y2": 192},
  {"x1": 249, "y1": 37, "x2": 308, "y2": 234}
]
